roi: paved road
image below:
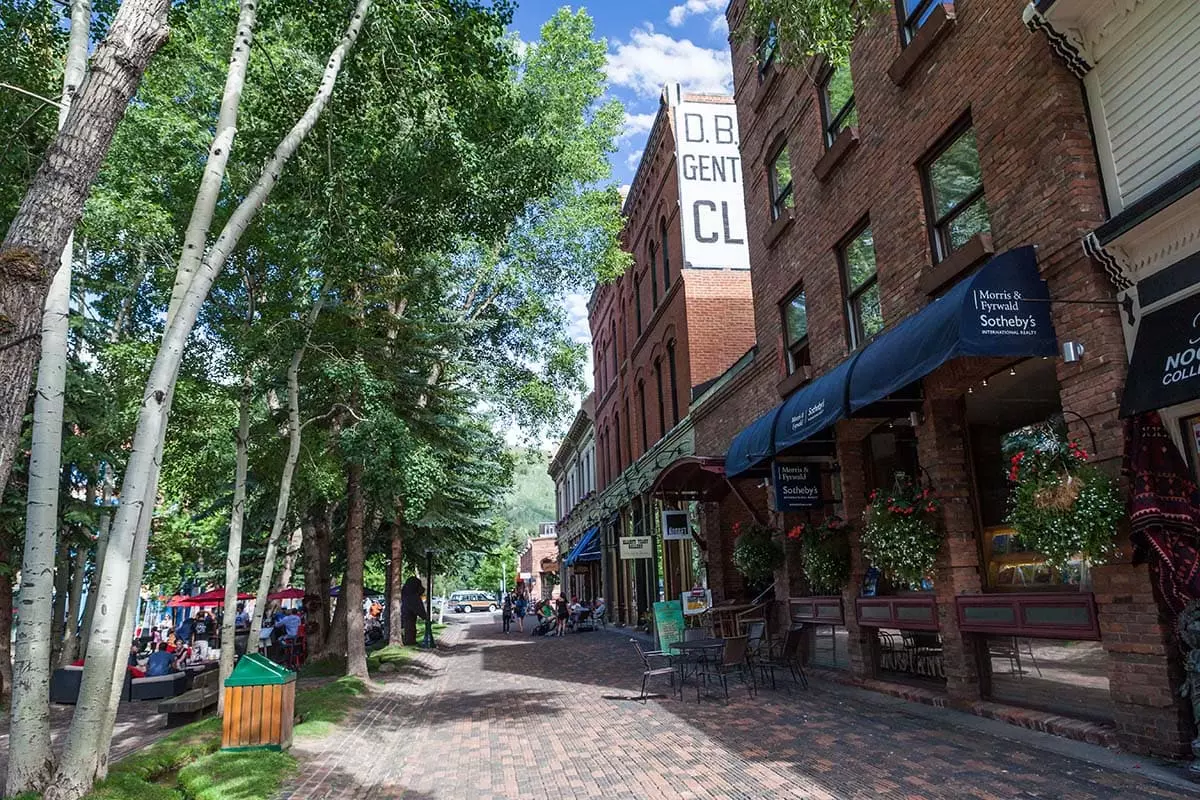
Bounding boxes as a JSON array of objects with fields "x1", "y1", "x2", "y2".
[{"x1": 280, "y1": 615, "x2": 1200, "y2": 800}]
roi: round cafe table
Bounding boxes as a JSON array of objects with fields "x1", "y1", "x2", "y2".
[{"x1": 669, "y1": 638, "x2": 725, "y2": 684}]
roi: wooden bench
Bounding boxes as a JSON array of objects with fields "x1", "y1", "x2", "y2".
[{"x1": 158, "y1": 670, "x2": 219, "y2": 726}]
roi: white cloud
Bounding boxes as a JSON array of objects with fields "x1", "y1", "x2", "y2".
[
  {"x1": 622, "y1": 112, "x2": 656, "y2": 140},
  {"x1": 606, "y1": 26, "x2": 733, "y2": 99},
  {"x1": 667, "y1": 0, "x2": 725, "y2": 27},
  {"x1": 625, "y1": 149, "x2": 645, "y2": 171},
  {"x1": 565, "y1": 292, "x2": 592, "y2": 344}
]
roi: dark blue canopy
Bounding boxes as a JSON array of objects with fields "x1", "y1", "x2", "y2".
[
  {"x1": 725, "y1": 406, "x2": 781, "y2": 478},
  {"x1": 773, "y1": 353, "x2": 863, "y2": 454},
  {"x1": 849, "y1": 246, "x2": 1058, "y2": 413},
  {"x1": 564, "y1": 526, "x2": 600, "y2": 566}
]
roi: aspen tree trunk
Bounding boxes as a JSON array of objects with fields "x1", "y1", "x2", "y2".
[
  {"x1": 219, "y1": 372, "x2": 252, "y2": 715},
  {"x1": 344, "y1": 464, "x2": 368, "y2": 679},
  {"x1": 0, "y1": 539, "x2": 13, "y2": 706},
  {"x1": 79, "y1": 465, "x2": 114, "y2": 656},
  {"x1": 6, "y1": 3, "x2": 93, "y2": 788},
  {"x1": 327, "y1": 572, "x2": 348, "y2": 657},
  {"x1": 303, "y1": 504, "x2": 332, "y2": 660},
  {"x1": 0, "y1": 0, "x2": 168, "y2": 503},
  {"x1": 50, "y1": 539, "x2": 69, "y2": 667},
  {"x1": 388, "y1": 519, "x2": 404, "y2": 645},
  {"x1": 277, "y1": 527, "x2": 303, "y2": 591},
  {"x1": 60, "y1": 545, "x2": 88, "y2": 666},
  {"x1": 254, "y1": 291, "x2": 325, "y2": 613},
  {"x1": 49, "y1": 6, "x2": 373, "y2": 796}
]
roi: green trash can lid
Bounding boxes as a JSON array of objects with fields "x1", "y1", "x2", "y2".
[{"x1": 225, "y1": 653, "x2": 297, "y2": 686}]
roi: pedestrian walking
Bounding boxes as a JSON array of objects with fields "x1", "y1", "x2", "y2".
[
  {"x1": 554, "y1": 594, "x2": 569, "y2": 637},
  {"x1": 502, "y1": 594, "x2": 513, "y2": 633},
  {"x1": 513, "y1": 591, "x2": 527, "y2": 633}
]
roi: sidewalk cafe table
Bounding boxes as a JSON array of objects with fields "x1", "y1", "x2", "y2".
[{"x1": 669, "y1": 638, "x2": 724, "y2": 686}]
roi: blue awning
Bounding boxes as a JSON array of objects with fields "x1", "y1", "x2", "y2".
[
  {"x1": 564, "y1": 526, "x2": 599, "y2": 566},
  {"x1": 725, "y1": 406, "x2": 782, "y2": 478},
  {"x1": 849, "y1": 246, "x2": 1058, "y2": 412},
  {"x1": 773, "y1": 353, "x2": 862, "y2": 454}
]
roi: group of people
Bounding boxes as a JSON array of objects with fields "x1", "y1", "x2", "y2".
[{"x1": 500, "y1": 591, "x2": 605, "y2": 637}]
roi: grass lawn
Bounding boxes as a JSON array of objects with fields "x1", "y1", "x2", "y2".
[{"x1": 293, "y1": 675, "x2": 368, "y2": 738}]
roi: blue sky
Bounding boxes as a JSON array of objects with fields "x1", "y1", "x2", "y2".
[
  {"x1": 508, "y1": 2, "x2": 736, "y2": 404},
  {"x1": 512, "y1": 2, "x2": 734, "y2": 185}
]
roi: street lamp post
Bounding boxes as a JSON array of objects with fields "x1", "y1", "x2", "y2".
[{"x1": 422, "y1": 548, "x2": 435, "y2": 649}]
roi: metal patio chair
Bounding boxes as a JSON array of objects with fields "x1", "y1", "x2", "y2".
[{"x1": 633, "y1": 639, "x2": 678, "y2": 701}]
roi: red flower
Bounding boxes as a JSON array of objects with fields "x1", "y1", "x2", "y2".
[
  {"x1": 925, "y1": 503, "x2": 937, "y2": 513},
  {"x1": 868, "y1": 489, "x2": 878, "y2": 501},
  {"x1": 787, "y1": 525, "x2": 804, "y2": 540}
]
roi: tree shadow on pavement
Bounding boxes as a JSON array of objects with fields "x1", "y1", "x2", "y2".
[{"x1": 410, "y1": 689, "x2": 563, "y2": 726}]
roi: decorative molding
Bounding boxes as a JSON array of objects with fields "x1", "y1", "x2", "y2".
[
  {"x1": 1022, "y1": 2, "x2": 1093, "y2": 78},
  {"x1": 1082, "y1": 232, "x2": 1134, "y2": 290}
]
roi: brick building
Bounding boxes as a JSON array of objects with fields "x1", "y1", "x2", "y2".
[
  {"x1": 550, "y1": 394, "x2": 600, "y2": 600},
  {"x1": 517, "y1": 528, "x2": 560, "y2": 602},
  {"x1": 673, "y1": 0, "x2": 1191, "y2": 758},
  {"x1": 586, "y1": 85, "x2": 755, "y2": 627}
]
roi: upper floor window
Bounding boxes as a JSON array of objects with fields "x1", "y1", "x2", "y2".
[
  {"x1": 923, "y1": 125, "x2": 990, "y2": 263},
  {"x1": 649, "y1": 245, "x2": 660, "y2": 307},
  {"x1": 638, "y1": 380, "x2": 649, "y2": 453},
  {"x1": 633, "y1": 274, "x2": 643, "y2": 334},
  {"x1": 660, "y1": 219, "x2": 671, "y2": 291},
  {"x1": 897, "y1": 0, "x2": 943, "y2": 44},
  {"x1": 781, "y1": 288, "x2": 809, "y2": 373},
  {"x1": 666, "y1": 340, "x2": 679, "y2": 426},
  {"x1": 654, "y1": 359, "x2": 666, "y2": 442},
  {"x1": 840, "y1": 224, "x2": 882, "y2": 349},
  {"x1": 757, "y1": 20, "x2": 779, "y2": 77},
  {"x1": 623, "y1": 397, "x2": 633, "y2": 468},
  {"x1": 820, "y1": 63, "x2": 857, "y2": 148},
  {"x1": 768, "y1": 143, "x2": 794, "y2": 221},
  {"x1": 610, "y1": 321, "x2": 618, "y2": 375}
]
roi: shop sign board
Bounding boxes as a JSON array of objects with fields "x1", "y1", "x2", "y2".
[
  {"x1": 653, "y1": 600, "x2": 686, "y2": 653},
  {"x1": 1121, "y1": 290, "x2": 1200, "y2": 417},
  {"x1": 619, "y1": 536, "x2": 653, "y2": 559},
  {"x1": 682, "y1": 589, "x2": 712, "y2": 616},
  {"x1": 662, "y1": 509, "x2": 691, "y2": 540},
  {"x1": 671, "y1": 87, "x2": 749, "y2": 271},
  {"x1": 773, "y1": 461, "x2": 821, "y2": 511}
]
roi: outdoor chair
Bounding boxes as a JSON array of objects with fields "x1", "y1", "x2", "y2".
[
  {"x1": 633, "y1": 639, "x2": 678, "y2": 701},
  {"x1": 902, "y1": 631, "x2": 944, "y2": 678},
  {"x1": 698, "y1": 635, "x2": 754, "y2": 701},
  {"x1": 756, "y1": 626, "x2": 808, "y2": 690},
  {"x1": 988, "y1": 636, "x2": 1041, "y2": 677}
]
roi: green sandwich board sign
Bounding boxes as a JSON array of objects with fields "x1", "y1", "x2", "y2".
[{"x1": 653, "y1": 600, "x2": 685, "y2": 654}]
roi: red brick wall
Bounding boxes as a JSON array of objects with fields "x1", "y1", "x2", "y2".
[{"x1": 718, "y1": 0, "x2": 1187, "y2": 754}]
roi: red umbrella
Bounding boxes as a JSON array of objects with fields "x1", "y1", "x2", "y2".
[
  {"x1": 267, "y1": 587, "x2": 306, "y2": 601},
  {"x1": 189, "y1": 587, "x2": 254, "y2": 606},
  {"x1": 164, "y1": 594, "x2": 192, "y2": 608}
]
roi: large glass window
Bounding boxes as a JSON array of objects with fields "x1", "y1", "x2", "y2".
[
  {"x1": 840, "y1": 225, "x2": 883, "y2": 349},
  {"x1": 757, "y1": 20, "x2": 779, "y2": 76},
  {"x1": 821, "y1": 63, "x2": 858, "y2": 148},
  {"x1": 782, "y1": 288, "x2": 809, "y2": 373},
  {"x1": 924, "y1": 126, "x2": 990, "y2": 262},
  {"x1": 769, "y1": 144, "x2": 794, "y2": 222},
  {"x1": 897, "y1": 0, "x2": 944, "y2": 44}
]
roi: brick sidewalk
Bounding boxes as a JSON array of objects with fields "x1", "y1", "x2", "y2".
[{"x1": 279, "y1": 617, "x2": 1200, "y2": 799}]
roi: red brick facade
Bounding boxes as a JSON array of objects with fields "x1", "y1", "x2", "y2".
[
  {"x1": 677, "y1": 0, "x2": 1193, "y2": 757},
  {"x1": 591, "y1": 93, "x2": 755, "y2": 492}
]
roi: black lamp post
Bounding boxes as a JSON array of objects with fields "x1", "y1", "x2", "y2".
[{"x1": 421, "y1": 548, "x2": 435, "y2": 649}]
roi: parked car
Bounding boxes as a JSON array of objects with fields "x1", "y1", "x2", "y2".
[{"x1": 448, "y1": 591, "x2": 497, "y2": 613}]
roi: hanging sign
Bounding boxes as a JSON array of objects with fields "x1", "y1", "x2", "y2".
[
  {"x1": 1121, "y1": 289, "x2": 1200, "y2": 417},
  {"x1": 620, "y1": 536, "x2": 653, "y2": 559},
  {"x1": 662, "y1": 509, "x2": 691, "y2": 541},
  {"x1": 773, "y1": 461, "x2": 822, "y2": 511}
]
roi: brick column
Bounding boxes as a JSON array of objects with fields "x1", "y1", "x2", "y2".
[
  {"x1": 918, "y1": 396, "x2": 985, "y2": 703},
  {"x1": 1093, "y1": 563, "x2": 1192, "y2": 757},
  {"x1": 836, "y1": 425, "x2": 878, "y2": 680}
]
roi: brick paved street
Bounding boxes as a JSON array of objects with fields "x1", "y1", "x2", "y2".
[{"x1": 280, "y1": 617, "x2": 1200, "y2": 800}]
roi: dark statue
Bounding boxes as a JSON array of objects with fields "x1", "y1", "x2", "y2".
[{"x1": 399, "y1": 576, "x2": 429, "y2": 646}]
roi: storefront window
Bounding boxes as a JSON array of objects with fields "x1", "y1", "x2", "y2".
[{"x1": 987, "y1": 636, "x2": 1113, "y2": 724}]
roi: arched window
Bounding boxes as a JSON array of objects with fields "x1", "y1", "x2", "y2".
[
  {"x1": 649, "y1": 244, "x2": 659, "y2": 307},
  {"x1": 667, "y1": 339, "x2": 679, "y2": 425},
  {"x1": 660, "y1": 218, "x2": 671, "y2": 290}
]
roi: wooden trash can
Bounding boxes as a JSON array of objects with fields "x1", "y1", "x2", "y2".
[{"x1": 221, "y1": 653, "x2": 296, "y2": 751}]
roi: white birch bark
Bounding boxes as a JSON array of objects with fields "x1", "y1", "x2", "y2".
[
  {"x1": 47, "y1": 6, "x2": 373, "y2": 795},
  {"x1": 277, "y1": 527, "x2": 303, "y2": 591},
  {"x1": 79, "y1": 464, "x2": 114, "y2": 656},
  {"x1": 6, "y1": 1, "x2": 90, "y2": 791},
  {"x1": 255, "y1": 291, "x2": 326, "y2": 615},
  {"x1": 218, "y1": 371, "x2": 252, "y2": 714}
]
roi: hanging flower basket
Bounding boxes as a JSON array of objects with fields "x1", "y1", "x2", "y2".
[
  {"x1": 789, "y1": 516, "x2": 851, "y2": 594},
  {"x1": 1004, "y1": 425, "x2": 1122, "y2": 567},
  {"x1": 861, "y1": 472, "x2": 942, "y2": 586},
  {"x1": 731, "y1": 522, "x2": 785, "y2": 584}
]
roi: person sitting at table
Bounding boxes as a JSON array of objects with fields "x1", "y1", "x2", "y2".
[
  {"x1": 165, "y1": 631, "x2": 179, "y2": 653},
  {"x1": 145, "y1": 643, "x2": 179, "y2": 677},
  {"x1": 593, "y1": 597, "x2": 607, "y2": 619}
]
